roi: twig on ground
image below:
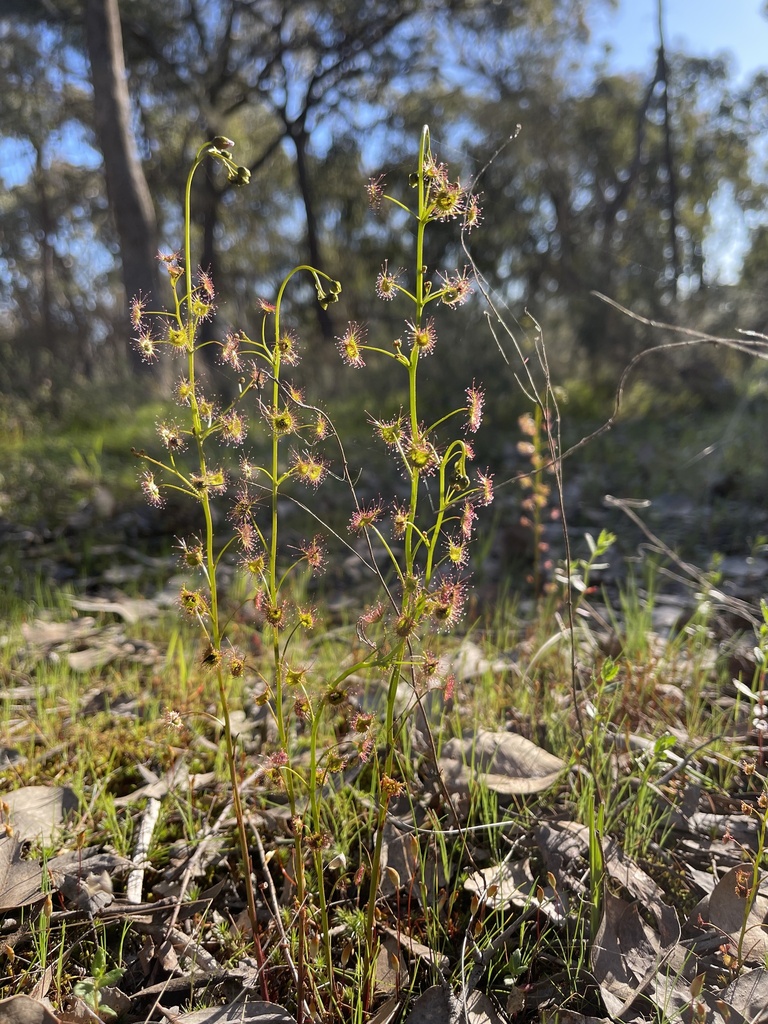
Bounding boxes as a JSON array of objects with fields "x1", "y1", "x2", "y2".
[{"x1": 127, "y1": 796, "x2": 162, "y2": 904}]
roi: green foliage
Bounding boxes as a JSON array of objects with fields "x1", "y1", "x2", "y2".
[
  {"x1": 72, "y1": 943, "x2": 125, "y2": 1018},
  {"x1": 3, "y1": 0, "x2": 768, "y2": 403},
  {"x1": 466, "y1": 52, "x2": 766, "y2": 373}
]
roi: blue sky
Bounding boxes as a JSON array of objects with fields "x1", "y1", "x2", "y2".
[{"x1": 590, "y1": 0, "x2": 768, "y2": 83}]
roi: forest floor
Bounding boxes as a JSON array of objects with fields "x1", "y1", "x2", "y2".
[{"x1": 1, "y1": 387, "x2": 768, "y2": 1023}]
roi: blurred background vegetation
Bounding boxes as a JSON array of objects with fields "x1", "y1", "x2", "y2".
[{"x1": 1, "y1": 0, "x2": 768, "y2": 555}]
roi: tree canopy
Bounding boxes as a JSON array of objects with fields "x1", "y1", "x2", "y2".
[{"x1": 1, "y1": 0, "x2": 766, "y2": 400}]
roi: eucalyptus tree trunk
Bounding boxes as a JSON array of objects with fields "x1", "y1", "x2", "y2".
[{"x1": 84, "y1": 0, "x2": 161, "y2": 381}]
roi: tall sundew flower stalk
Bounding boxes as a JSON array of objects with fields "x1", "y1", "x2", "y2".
[
  {"x1": 353, "y1": 126, "x2": 492, "y2": 1007},
  {"x1": 212, "y1": 267, "x2": 345, "y2": 1018},
  {"x1": 258, "y1": 274, "x2": 338, "y2": 732},
  {"x1": 260, "y1": 267, "x2": 343, "y2": 1014},
  {"x1": 131, "y1": 138, "x2": 350, "y2": 1014},
  {"x1": 132, "y1": 129, "x2": 492, "y2": 1019},
  {"x1": 131, "y1": 137, "x2": 275, "y2": 991}
]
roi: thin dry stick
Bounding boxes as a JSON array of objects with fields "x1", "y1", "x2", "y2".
[
  {"x1": 133, "y1": 920, "x2": 222, "y2": 972},
  {"x1": 458, "y1": 192, "x2": 601, "y2": 1018},
  {"x1": 487, "y1": 292, "x2": 768, "y2": 492},
  {"x1": 603, "y1": 493, "x2": 761, "y2": 627},
  {"x1": 546, "y1": 291, "x2": 768, "y2": 472},
  {"x1": 462, "y1": 243, "x2": 594, "y2": 794},
  {"x1": 463, "y1": 241, "x2": 768, "y2": 751},
  {"x1": 608, "y1": 735, "x2": 721, "y2": 820},
  {"x1": 464, "y1": 903, "x2": 540, "y2": 996},
  {"x1": 126, "y1": 796, "x2": 161, "y2": 904}
]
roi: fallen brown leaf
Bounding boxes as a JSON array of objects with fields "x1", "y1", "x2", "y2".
[
  {"x1": 439, "y1": 729, "x2": 566, "y2": 796},
  {"x1": 2, "y1": 785, "x2": 78, "y2": 844},
  {"x1": 0, "y1": 835, "x2": 47, "y2": 912},
  {"x1": 0, "y1": 994, "x2": 58, "y2": 1024},
  {"x1": 687, "y1": 866, "x2": 768, "y2": 964}
]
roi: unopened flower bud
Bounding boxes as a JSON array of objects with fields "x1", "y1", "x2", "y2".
[{"x1": 230, "y1": 165, "x2": 251, "y2": 186}]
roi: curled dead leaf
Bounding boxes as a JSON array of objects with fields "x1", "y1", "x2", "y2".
[{"x1": 439, "y1": 729, "x2": 566, "y2": 796}]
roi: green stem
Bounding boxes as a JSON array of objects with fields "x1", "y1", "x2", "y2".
[
  {"x1": 424, "y1": 442, "x2": 467, "y2": 582},
  {"x1": 265, "y1": 263, "x2": 338, "y2": 1017},
  {"x1": 403, "y1": 127, "x2": 430, "y2": 574},
  {"x1": 738, "y1": 802, "x2": 767, "y2": 969},
  {"x1": 181, "y1": 144, "x2": 264, "y2": 988},
  {"x1": 363, "y1": 127, "x2": 433, "y2": 1005},
  {"x1": 308, "y1": 712, "x2": 336, "y2": 1012},
  {"x1": 362, "y1": 651, "x2": 404, "y2": 1008},
  {"x1": 215, "y1": 667, "x2": 267, "y2": 987}
]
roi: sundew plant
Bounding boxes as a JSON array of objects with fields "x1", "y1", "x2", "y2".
[{"x1": 130, "y1": 127, "x2": 493, "y2": 1019}]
